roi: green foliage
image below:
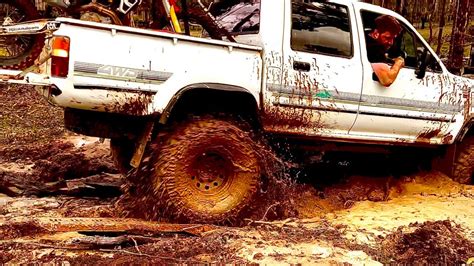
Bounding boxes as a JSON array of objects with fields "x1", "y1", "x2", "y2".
[{"x1": 416, "y1": 22, "x2": 474, "y2": 58}]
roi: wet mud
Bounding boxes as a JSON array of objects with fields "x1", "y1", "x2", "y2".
[
  {"x1": 376, "y1": 220, "x2": 474, "y2": 264},
  {"x1": 1, "y1": 139, "x2": 118, "y2": 197},
  {"x1": 1, "y1": 84, "x2": 473, "y2": 264}
]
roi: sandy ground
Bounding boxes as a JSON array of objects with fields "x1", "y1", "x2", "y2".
[{"x1": 1, "y1": 84, "x2": 473, "y2": 264}]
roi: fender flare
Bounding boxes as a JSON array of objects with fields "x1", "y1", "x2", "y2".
[
  {"x1": 456, "y1": 117, "x2": 474, "y2": 142},
  {"x1": 159, "y1": 83, "x2": 259, "y2": 124}
]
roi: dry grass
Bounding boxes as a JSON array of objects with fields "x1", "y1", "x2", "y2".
[{"x1": 0, "y1": 84, "x2": 64, "y2": 146}]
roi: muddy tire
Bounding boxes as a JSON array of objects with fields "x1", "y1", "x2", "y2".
[
  {"x1": 451, "y1": 136, "x2": 474, "y2": 184},
  {"x1": 110, "y1": 139, "x2": 134, "y2": 174},
  {"x1": 146, "y1": 117, "x2": 261, "y2": 223},
  {"x1": 0, "y1": 0, "x2": 45, "y2": 69}
]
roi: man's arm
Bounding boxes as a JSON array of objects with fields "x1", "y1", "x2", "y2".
[{"x1": 371, "y1": 57, "x2": 405, "y2": 87}]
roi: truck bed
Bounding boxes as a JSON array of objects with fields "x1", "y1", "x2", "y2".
[{"x1": 1, "y1": 18, "x2": 263, "y2": 116}]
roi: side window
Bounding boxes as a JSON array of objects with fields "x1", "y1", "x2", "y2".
[
  {"x1": 400, "y1": 31, "x2": 416, "y2": 59},
  {"x1": 291, "y1": 1, "x2": 352, "y2": 57},
  {"x1": 396, "y1": 24, "x2": 442, "y2": 72},
  {"x1": 211, "y1": 0, "x2": 260, "y2": 34},
  {"x1": 361, "y1": 10, "x2": 442, "y2": 72},
  {"x1": 395, "y1": 29, "x2": 418, "y2": 67}
]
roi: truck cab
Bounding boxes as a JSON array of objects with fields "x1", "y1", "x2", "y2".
[{"x1": 254, "y1": 0, "x2": 472, "y2": 146}]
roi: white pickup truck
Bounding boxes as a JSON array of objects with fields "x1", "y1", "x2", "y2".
[{"x1": 1, "y1": 0, "x2": 473, "y2": 223}]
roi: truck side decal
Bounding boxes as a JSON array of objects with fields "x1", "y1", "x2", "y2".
[{"x1": 74, "y1": 62, "x2": 172, "y2": 83}]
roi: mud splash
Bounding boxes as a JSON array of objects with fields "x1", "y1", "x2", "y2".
[
  {"x1": 117, "y1": 118, "x2": 300, "y2": 225},
  {"x1": 245, "y1": 136, "x2": 299, "y2": 222},
  {"x1": 104, "y1": 91, "x2": 154, "y2": 115}
]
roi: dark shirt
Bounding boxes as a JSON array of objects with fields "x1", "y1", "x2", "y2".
[{"x1": 365, "y1": 33, "x2": 389, "y2": 63}]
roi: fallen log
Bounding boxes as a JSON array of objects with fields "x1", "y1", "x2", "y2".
[
  {"x1": 16, "y1": 173, "x2": 124, "y2": 197},
  {"x1": 0, "y1": 216, "x2": 218, "y2": 240}
]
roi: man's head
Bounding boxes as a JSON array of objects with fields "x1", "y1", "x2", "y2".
[{"x1": 372, "y1": 15, "x2": 402, "y2": 49}]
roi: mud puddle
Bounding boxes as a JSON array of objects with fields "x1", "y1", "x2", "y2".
[{"x1": 1, "y1": 134, "x2": 473, "y2": 264}]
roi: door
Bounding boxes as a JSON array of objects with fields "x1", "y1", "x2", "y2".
[
  {"x1": 350, "y1": 7, "x2": 462, "y2": 144},
  {"x1": 262, "y1": 0, "x2": 363, "y2": 140}
]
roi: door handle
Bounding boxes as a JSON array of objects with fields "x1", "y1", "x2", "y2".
[{"x1": 293, "y1": 61, "x2": 311, "y2": 72}]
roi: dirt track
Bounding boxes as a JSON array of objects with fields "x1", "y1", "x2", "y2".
[{"x1": 1, "y1": 84, "x2": 473, "y2": 264}]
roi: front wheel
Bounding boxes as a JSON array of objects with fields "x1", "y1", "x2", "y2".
[
  {"x1": 138, "y1": 117, "x2": 261, "y2": 223},
  {"x1": 0, "y1": 0, "x2": 44, "y2": 69},
  {"x1": 451, "y1": 136, "x2": 474, "y2": 184}
]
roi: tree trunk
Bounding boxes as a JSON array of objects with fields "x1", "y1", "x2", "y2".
[
  {"x1": 396, "y1": 0, "x2": 404, "y2": 14},
  {"x1": 436, "y1": 0, "x2": 447, "y2": 55},
  {"x1": 428, "y1": 0, "x2": 436, "y2": 43},
  {"x1": 448, "y1": 0, "x2": 471, "y2": 74},
  {"x1": 428, "y1": 14, "x2": 434, "y2": 43},
  {"x1": 448, "y1": 0, "x2": 459, "y2": 59}
]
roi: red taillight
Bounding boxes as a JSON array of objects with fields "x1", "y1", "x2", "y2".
[{"x1": 51, "y1": 36, "x2": 70, "y2": 78}]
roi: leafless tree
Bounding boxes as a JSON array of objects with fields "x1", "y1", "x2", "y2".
[
  {"x1": 448, "y1": 0, "x2": 471, "y2": 74},
  {"x1": 436, "y1": 0, "x2": 448, "y2": 55}
]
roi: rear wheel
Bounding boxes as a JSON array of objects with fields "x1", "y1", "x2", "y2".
[
  {"x1": 133, "y1": 117, "x2": 261, "y2": 223},
  {"x1": 0, "y1": 0, "x2": 44, "y2": 69}
]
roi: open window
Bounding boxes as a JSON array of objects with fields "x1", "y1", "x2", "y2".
[{"x1": 361, "y1": 10, "x2": 442, "y2": 73}]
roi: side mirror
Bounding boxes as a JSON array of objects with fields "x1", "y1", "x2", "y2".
[
  {"x1": 415, "y1": 48, "x2": 431, "y2": 79},
  {"x1": 399, "y1": 51, "x2": 408, "y2": 59}
]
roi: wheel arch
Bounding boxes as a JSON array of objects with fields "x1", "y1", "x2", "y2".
[
  {"x1": 159, "y1": 83, "x2": 261, "y2": 128},
  {"x1": 456, "y1": 118, "x2": 474, "y2": 142}
]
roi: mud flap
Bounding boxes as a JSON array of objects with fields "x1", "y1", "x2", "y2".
[{"x1": 130, "y1": 121, "x2": 155, "y2": 168}]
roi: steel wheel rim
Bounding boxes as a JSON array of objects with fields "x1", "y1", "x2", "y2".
[{"x1": 189, "y1": 151, "x2": 233, "y2": 194}]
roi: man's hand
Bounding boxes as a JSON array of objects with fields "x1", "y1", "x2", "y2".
[{"x1": 394, "y1": 56, "x2": 405, "y2": 68}]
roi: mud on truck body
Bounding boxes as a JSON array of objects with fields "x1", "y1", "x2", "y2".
[{"x1": 1, "y1": 0, "x2": 473, "y2": 223}]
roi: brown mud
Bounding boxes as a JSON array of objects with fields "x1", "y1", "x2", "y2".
[{"x1": 1, "y1": 84, "x2": 473, "y2": 264}]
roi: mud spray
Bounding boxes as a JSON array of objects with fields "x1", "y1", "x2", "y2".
[
  {"x1": 241, "y1": 136, "x2": 300, "y2": 223},
  {"x1": 115, "y1": 120, "x2": 303, "y2": 225},
  {"x1": 115, "y1": 121, "x2": 428, "y2": 225}
]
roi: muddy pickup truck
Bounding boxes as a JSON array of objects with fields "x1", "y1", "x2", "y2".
[{"x1": 1, "y1": 0, "x2": 473, "y2": 223}]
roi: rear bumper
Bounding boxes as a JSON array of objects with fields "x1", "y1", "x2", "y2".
[
  {"x1": 39, "y1": 79, "x2": 157, "y2": 116},
  {"x1": 0, "y1": 70, "x2": 157, "y2": 116}
]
